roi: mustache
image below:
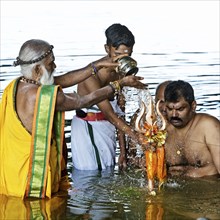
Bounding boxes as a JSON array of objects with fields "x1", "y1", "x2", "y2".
[{"x1": 170, "y1": 117, "x2": 182, "y2": 122}]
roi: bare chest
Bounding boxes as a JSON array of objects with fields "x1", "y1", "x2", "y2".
[{"x1": 165, "y1": 134, "x2": 212, "y2": 167}]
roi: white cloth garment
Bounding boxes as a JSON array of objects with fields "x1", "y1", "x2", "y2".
[{"x1": 71, "y1": 100, "x2": 124, "y2": 170}]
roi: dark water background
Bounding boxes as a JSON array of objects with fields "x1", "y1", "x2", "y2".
[{"x1": 0, "y1": 1, "x2": 220, "y2": 219}]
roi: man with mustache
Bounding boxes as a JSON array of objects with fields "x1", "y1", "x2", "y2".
[
  {"x1": 0, "y1": 39, "x2": 145, "y2": 199},
  {"x1": 164, "y1": 80, "x2": 220, "y2": 177}
]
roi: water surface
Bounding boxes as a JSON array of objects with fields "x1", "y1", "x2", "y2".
[{"x1": 0, "y1": 2, "x2": 220, "y2": 219}]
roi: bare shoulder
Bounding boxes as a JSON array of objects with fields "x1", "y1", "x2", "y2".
[
  {"x1": 17, "y1": 84, "x2": 38, "y2": 106},
  {"x1": 195, "y1": 113, "x2": 220, "y2": 127},
  {"x1": 195, "y1": 113, "x2": 220, "y2": 146}
]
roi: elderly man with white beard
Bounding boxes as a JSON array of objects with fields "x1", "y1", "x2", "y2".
[{"x1": 0, "y1": 39, "x2": 146, "y2": 199}]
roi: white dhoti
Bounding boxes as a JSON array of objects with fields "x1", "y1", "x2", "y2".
[{"x1": 71, "y1": 101, "x2": 124, "y2": 170}]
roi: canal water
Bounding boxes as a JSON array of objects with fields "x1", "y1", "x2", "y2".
[{"x1": 0, "y1": 1, "x2": 219, "y2": 220}]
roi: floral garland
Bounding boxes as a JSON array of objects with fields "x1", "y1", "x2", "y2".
[{"x1": 142, "y1": 123, "x2": 167, "y2": 150}]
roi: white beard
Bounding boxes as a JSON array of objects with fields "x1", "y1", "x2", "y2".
[{"x1": 40, "y1": 66, "x2": 55, "y2": 85}]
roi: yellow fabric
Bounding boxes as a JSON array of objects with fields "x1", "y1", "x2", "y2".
[
  {"x1": 0, "y1": 194, "x2": 68, "y2": 220},
  {"x1": 0, "y1": 79, "x2": 69, "y2": 199}
]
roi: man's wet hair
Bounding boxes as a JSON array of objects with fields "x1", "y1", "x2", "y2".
[
  {"x1": 105, "y1": 23, "x2": 135, "y2": 49},
  {"x1": 164, "y1": 80, "x2": 195, "y2": 105}
]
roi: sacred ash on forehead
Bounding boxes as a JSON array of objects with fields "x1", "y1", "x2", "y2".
[{"x1": 13, "y1": 45, "x2": 54, "y2": 67}]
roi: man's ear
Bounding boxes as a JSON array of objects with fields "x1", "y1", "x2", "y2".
[
  {"x1": 192, "y1": 100, "x2": 197, "y2": 112},
  {"x1": 33, "y1": 64, "x2": 43, "y2": 81},
  {"x1": 104, "y1": 44, "x2": 110, "y2": 54}
]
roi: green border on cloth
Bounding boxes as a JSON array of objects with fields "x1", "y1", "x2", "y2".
[{"x1": 25, "y1": 85, "x2": 62, "y2": 198}]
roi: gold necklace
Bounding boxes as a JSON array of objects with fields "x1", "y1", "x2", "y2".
[{"x1": 173, "y1": 115, "x2": 195, "y2": 156}]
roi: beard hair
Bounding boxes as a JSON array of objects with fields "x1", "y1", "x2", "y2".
[{"x1": 39, "y1": 65, "x2": 55, "y2": 85}]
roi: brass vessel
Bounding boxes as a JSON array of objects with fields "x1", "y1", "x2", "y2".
[{"x1": 117, "y1": 56, "x2": 139, "y2": 76}]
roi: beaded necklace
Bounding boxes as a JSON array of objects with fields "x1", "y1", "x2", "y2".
[{"x1": 20, "y1": 76, "x2": 40, "y2": 85}]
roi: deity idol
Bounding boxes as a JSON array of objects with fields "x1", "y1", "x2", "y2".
[{"x1": 134, "y1": 88, "x2": 167, "y2": 195}]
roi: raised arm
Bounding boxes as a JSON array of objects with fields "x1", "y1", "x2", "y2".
[
  {"x1": 56, "y1": 75, "x2": 146, "y2": 112},
  {"x1": 54, "y1": 55, "x2": 125, "y2": 88}
]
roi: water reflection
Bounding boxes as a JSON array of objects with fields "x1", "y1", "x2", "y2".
[
  {"x1": 0, "y1": 49, "x2": 220, "y2": 219},
  {"x1": 68, "y1": 168, "x2": 147, "y2": 220},
  {"x1": 145, "y1": 202, "x2": 164, "y2": 220},
  {"x1": 1, "y1": 169, "x2": 219, "y2": 219},
  {"x1": 68, "y1": 168, "x2": 220, "y2": 220},
  {"x1": 0, "y1": 193, "x2": 68, "y2": 220}
]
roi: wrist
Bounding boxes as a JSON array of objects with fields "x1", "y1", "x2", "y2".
[
  {"x1": 117, "y1": 79, "x2": 124, "y2": 88},
  {"x1": 109, "y1": 81, "x2": 121, "y2": 95}
]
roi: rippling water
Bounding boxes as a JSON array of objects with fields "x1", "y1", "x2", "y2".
[
  {"x1": 1, "y1": 49, "x2": 219, "y2": 220},
  {"x1": 0, "y1": 1, "x2": 220, "y2": 220}
]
